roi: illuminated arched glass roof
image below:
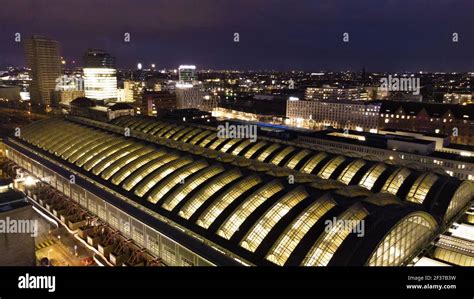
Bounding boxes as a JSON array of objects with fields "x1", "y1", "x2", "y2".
[{"x1": 12, "y1": 117, "x2": 472, "y2": 266}]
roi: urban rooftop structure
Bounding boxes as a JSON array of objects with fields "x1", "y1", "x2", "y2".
[{"x1": 2, "y1": 115, "x2": 472, "y2": 266}]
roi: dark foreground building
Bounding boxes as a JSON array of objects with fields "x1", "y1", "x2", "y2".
[
  {"x1": 0, "y1": 179, "x2": 36, "y2": 266},
  {"x1": 1, "y1": 116, "x2": 472, "y2": 266}
]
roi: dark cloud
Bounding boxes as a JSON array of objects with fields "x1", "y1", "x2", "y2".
[{"x1": 0, "y1": 0, "x2": 472, "y2": 71}]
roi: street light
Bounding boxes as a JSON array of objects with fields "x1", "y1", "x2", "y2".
[{"x1": 74, "y1": 245, "x2": 78, "y2": 256}]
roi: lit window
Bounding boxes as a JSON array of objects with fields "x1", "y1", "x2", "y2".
[
  {"x1": 257, "y1": 144, "x2": 281, "y2": 162},
  {"x1": 382, "y1": 167, "x2": 410, "y2": 194},
  {"x1": 244, "y1": 141, "x2": 268, "y2": 159},
  {"x1": 406, "y1": 173, "x2": 438, "y2": 204},
  {"x1": 271, "y1": 146, "x2": 295, "y2": 166},
  {"x1": 134, "y1": 157, "x2": 192, "y2": 197},
  {"x1": 285, "y1": 150, "x2": 311, "y2": 169},
  {"x1": 368, "y1": 214, "x2": 436, "y2": 266},
  {"x1": 217, "y1": 181, "x2": 284, "y2": 239},
  {"x1": 197, "y1": 176, "x2": 262, "y2": 229},
  {"x1": 110, "y1": 151, "x2": 165, "y2": 185},
  {"x1": 147, "y1": 161, "x2": 208, "y2": 204},
  {"x1": 240, "y1": 188, "x2": 308, "y2": 252},
  {"x1": 179, "y1": 169, "x2": 242, "y2": 219},
  {"x1": 122, "y1": 154, "x2": 179, "y2": 191},
  {"x1": 359, "y1": 163, "x2": 387, "y2": 190},
  {"x1": 101, "y1": 147, "x2": 153, "y2": 180},
  {"x1": 161, "y1": 166, "x2": 224, "y2": 211},
  {"x1": 318, "y1": 156, "x2": 345, "y2": 179},
  {"x1": 302, "y1": 204, "x2": 368, "y2": 266},
  {"x1": 338, "y1": 160, "x2": 366, "y2": 185},
  {"x1": 266, "y1": 198, "x2": 335, "y2": 265}
]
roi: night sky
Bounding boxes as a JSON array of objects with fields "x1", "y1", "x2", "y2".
[{"x1": 1, "y1": 0, "x2": 473, "y2": 71}]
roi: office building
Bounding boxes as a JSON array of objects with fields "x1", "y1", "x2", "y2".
[
  {"x1": 175, "y1": 65, "x2": 211, "y2": 111},
  {"x1": 443, "y1": 92, "x2": 472, "y2": 105},
  {"x1": 286, "y1": 99, "x2": 381, "y2": 132},
  {"x1": 365, "y1": 86, "x2": 389, "y2": 100},
  {"x1": 305, "y1": 85, "x2": 368, "y2": 101},
  {"x1": 83, "y1": 49, "x2": 117, "y2": 103},
  {"x1": 123, "y1": 80, "x2": 144, "y2": 103},
  {"x1": 83, "y1": 49, "x2": 116, "y2": 68},
  {"x1": 53, "y1": 90, "x2": 86, "y2": 106},
  {"x1": 176, "y1": 86, "x2": 206, "y2": 110},
  {"x1": 141, "y1": 91, "x2": 176, "y2": 116},
  {"x1": 178, "y1": 65, "x2": 197, "y2": 84},
  {"x1": 23, "y1": 36, "x2": 62, "y2": 107},
  {"x1": 215, "y1": 94, "x2": 287, "y2": 124}
]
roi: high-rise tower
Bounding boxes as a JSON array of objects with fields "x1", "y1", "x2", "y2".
[{"x1": 24, "y1": 36, "x2": 62, "y2": 107}]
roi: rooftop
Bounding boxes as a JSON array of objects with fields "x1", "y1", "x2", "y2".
[
  {"x1": 0, "y1": 188, "x2": 28, "y2": 213},
  {"x1": 9, "y1": 116, "x2": 473, "y2": 266},
  {"x1": 380, "y1": 101, "x2": 474, "y2": 119}
]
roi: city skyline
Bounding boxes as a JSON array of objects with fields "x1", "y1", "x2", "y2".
[
  {"x1": 1, "y1": 1, "x2": 474, "y2": 297},
  {"x1": 0, "y1": 0, "x2": 473, "y2": 71}
]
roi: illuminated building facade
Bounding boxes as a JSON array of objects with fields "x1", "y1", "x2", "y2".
[
  {"x1": 286, "y1": 99, "x2": 381, "y2": 132},
  {"x1": 176, "y1": 86, "x2": 209, "y2": 111},
  {"x1": 53, "y1": 90, "x2": 85, "y2": 106},
  {"x1": 175, "y1": 65, "x2": 206, "y2": 110},
  {"x1": 83, "y1": 68, "x2": 118, "y2": 102},
  {"x1": 124, "y1": 80, "x2": 144, "y2": 103},
  {"x1": 2, "y1": 116, "x2": 471, "y2": 266},
  {"x1": 83, "y1": 49, "x2": 117, "y2": 103},
  {"x1": 305, "y1": 85, "x2": 368, "y2": 101},
  {"x1": 443, "y1": 92, "x2": 472, "y2": 105}
]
